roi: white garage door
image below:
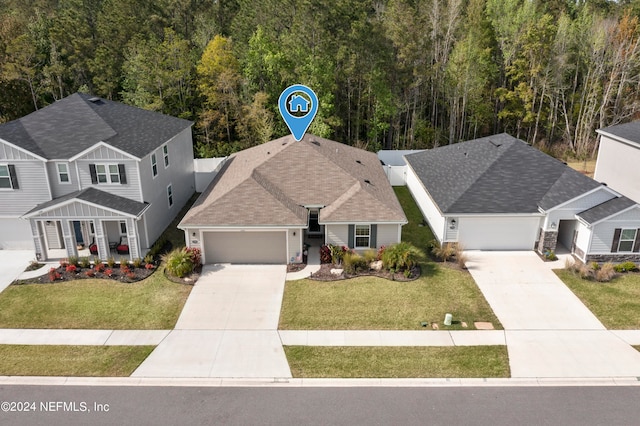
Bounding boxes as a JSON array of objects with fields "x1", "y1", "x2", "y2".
[
  {"x1": 203, "y1": 231, "x2": 286, "y2": 264},
  {"x1": 457, "y1": 217, "x2": 540, "y2": 250}
]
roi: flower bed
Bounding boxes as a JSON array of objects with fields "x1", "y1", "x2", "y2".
[
  {"x1": 310, "y1": 263, "x2": 420, "y2": 282},
  {"x1": 14, "y1": 259, "x2": 158, "y2": 285}
]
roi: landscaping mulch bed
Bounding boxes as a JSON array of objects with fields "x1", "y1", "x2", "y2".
[
  {"x1": 287, "y1": 263, "x2": 307, "y2": 273},
  {"x1": 163, "y1": 265, "x2": 202, "y2": 285},
  {"x1": 14, "y1": 263, "x2": 157, "y2": 285},
  {"x1": 310, "y1": 263, "x2": 421, "y2": 282}
]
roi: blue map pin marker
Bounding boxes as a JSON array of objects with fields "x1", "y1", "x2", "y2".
[{"x1": 278, "y1": 84, "x2": 318, "y2": 141}]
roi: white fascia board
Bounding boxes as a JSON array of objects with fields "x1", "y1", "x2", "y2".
[
  {"x1": 580, "y1": 204, "x2": 640, "y2": 227},
  {"x1": 0, "y1": 137, "x2": 47, "y2": 162},
  {"x1": 320, "y1": 220, "x2": 408, "y2": 225},
  {"x1": 543, "y1": 185, "x2": 618, "y2": 213},
  {"x1": 596, "y1": 129, "x2": 640, "y2": 150},
  {"x1": 444, "y1": 212, "x2": 544, "y2": 218},
  {"x1": 68, "y1": 142, "x2": 140, "y2": 162},
  {"x1": 23, "y1": 198, "x2": 142, "y2": 219},
  {"x1": 178, "y1": 225, "x2": 304, "y2": 231}
]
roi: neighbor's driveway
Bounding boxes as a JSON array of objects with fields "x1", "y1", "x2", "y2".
[
  {"x1": 466, "y1": 251, "x2": 640, "y2": 378},
  {"x1": 0, "y1": 250, "x2": 34, "y2": 293},
  {"x1": 132, "y1": 264, "x2": 292, "y2": 379}
]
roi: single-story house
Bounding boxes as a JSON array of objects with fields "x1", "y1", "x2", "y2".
[
  {"x1": 405, "y1": 133, "x2": 640, "y2": 262},
  {"x1": 179, "y1": 134, "x2": 408, "y2": 264}
]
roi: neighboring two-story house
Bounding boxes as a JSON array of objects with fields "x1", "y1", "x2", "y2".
[
  {"x1": 0, "y1": 93, "x2": 194, "y2": 260},
  {"x1": 595, "y1": 121, "x2": 640, "y2": 204}
]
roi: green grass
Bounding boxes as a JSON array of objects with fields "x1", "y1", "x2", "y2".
[
  {"x1": 279, "y1": 187, "x2": 501, "y2": 330},
  {"x1": 0, "y1": 345, "x2": 154, "y2": 376},
  {"x1": 566, "y1": 159, "x2": 596, "y2": 178},
  {"x1": 163, "y1": 192, "x2": 200, "y2": 249},
  {"x1": 556, "y1": 270, "x2": 640, "y2": 329},
  {"x1": 284, "y1": 346, "x2": 510, "y2": 378},
  {"x1": 0, "y1": 266, "x2": 190, "y2": 329}
]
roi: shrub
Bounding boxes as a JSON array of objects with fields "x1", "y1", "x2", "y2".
[
  {"x1": 132, "y1": 258, "x2": 143, "y2": 268},
  {"x1": 320, "y1": 245, "x2": 332, "y2": 264},
  {"x1": 363, "y1": 249, "x2": 377, "y2": 264},
  {"x1": 163, "y1": 248, "x2": 194, "y2": 278},
  {"x1": 59, "y1": 259, "x2": 69, "y2": 268},
  {"x1": 48, "y1": 267, "x2": 61, "y2": 282},
  {"x1": 376, "y1": 245, "x2": 386, "y2": 261},
  {"x1": 431, "y1": 241, "x2": 455, "y2": 262},
  {"x1": 126, "y1": 272, "x2": 136, "y2": 280},
  {"x1": 590, "y1": 262, "x2": 600, "y2": 271},
  {"x1": 404, "y1": 269, "x2": 412, "y2": 278},
  {"x1": 145, "y1": 263, "x2": 155, "y2": 270},
  {"x1": 68, "y1": 256, "x2": 79, "y2": 267},
  {"x1": 120, "y1": 256, "x2": 129, "y2": 266},
  {"x1": 144, "y1": 254, "x2": 154, "y2": 264},
  {"x1": 106, "y1": 257, "x2": 116, "y2": 268},
  {"x1": 186, "y1": 247, "x2": 202, "y2": 266},
  {"x1": 454, "y1": 244, "x2": 468, "y2": 269},
  {"x1": 382, "y1": 242, "x2": 424, "y2": 271},
  {"x1": 65, "y1": 264, "x2": 77, "y2": 273},
  {"x1": 595, "y1": 263, "x2": 616, "y2": 282},
  {"x1": 105, "y1": 268, "x2": 114, "y2": 277},
  {"x1": 94, "y1": 262, "x2": 105, "y2": 273},
  {"x1": 544, "y1": 250, "x2": 557, "y2": 261},
  {"x1": 148, "y1": 237, "x2": 170, "y2": 259},
  {"x1": 93, "y1": 257, "x2": 102, "y2": 267},
  {"x1": 328, "y1": 244, "x2": 348, "y2": 264},
  {"x1": 578, "y1": 264, "x2": 593, "y2": 280},
  {"x1": 85, "y1": 270, "x2": 95, "y2": 277},
  {"x1": 614, "y1": 261, "x2": 637, "y2": 273},
  {"x1": 343, "y1": 252, "x2": 368, "y2": 274},
  {"x1": 120, "y1": 265, "x2": 130, "y2": 274},
  {"x1": 79, "y1": 257, "x2": 91, "y2": 269}
]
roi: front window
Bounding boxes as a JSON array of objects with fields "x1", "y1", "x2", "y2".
[
  {"x1": 57, "y1": 163, "x2": 70, "y2": 183},
  {"x1": 151, "y1": 153, "x2": 158, "y2": 177},
  {"x1": 618, "y1": 229, "x2": 637, "y2": 252},
  {"x1": 109, "y1": 165, "x2": 120, "y2": 183},
  {"x1": 355, "y1": 225, "x2": 370, "y2": 248},
  {"x1": 167, "y1": 184, "x2": 173, "y2": 207},
  {"x1": 0, "y1": 165, "x2": 11, "y2": 188},
  {"x1": 96, "y1": 164, "x2": 120, "y2": 184},
  {"x1": 163, "y1": 144, "x2": 169, "y2": 168},
  {"x1": 119, "y1": 221, "x2": 127, "y2": 235}
]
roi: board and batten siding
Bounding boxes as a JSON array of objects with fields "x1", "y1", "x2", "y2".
[
  {"x1": 405, "y1": 165, "x2": 446, "y2": 242},
  {"x1": 0, "y1": 160, "x2": 50, "y2": 216},
  {"x1": 588, "y1": 209, "x2": 640, "y2": 253},
  {"x1": 594, "y1": 136, "x2": 640, "y2": 204},
  {"x1": 138, "y1": 127, "x2": 195, "y2": 248}
]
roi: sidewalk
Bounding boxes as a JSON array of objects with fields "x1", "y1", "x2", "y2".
[
  {"x1": 286, "y1": 244, "x2": 320, "y2": 280},
  {"x1": 0, "y1": 329, "x2": 169, "y2": 345}
]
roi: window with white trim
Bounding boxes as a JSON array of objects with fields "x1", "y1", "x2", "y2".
[
  {"x1": 95, "y1": 164, "x2": 120, "y2": 184},
  {"x1": 355, "y1": 225, "x2": 370, "y2": 248},
  {"x1": 167, "y1": 184, "x2": 173, "y2": 207},
  {"x1": 618, "y1": 229, "x2": 637, "y2": 252},
  {"x1": 119, "y1": 221, "x2": 127, "y2": 235},
  {"x1": 0, "y1": 165, "x2": 12, "y2": 189},
  {"x1": 57, "y1": 163, "x2": 70, "y2": 184},
  {"x1": 151, "y1": 153, "x2": 158, "y2": 177},
  {"x1": 163, "y1": 144, "x2": 169, "y2": 168}
]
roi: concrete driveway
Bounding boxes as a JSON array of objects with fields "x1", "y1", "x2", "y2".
[
  {"x1": 466, "y1": 251, "x2": 640, "y2": 378},
  {"x1": 133, "y1": 264, "x2": 292, "y2": 379},
  {"x1": 0, "y1": 250, "x2": 34, "y2": 293}
]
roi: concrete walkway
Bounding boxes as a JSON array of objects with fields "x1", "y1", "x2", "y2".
[
  {"x1": 279, "y1": 330, "x2": 506, "y2": 346},
  {"x1": 286, "y1": 244, "x2": 321, "y2": 280},
  {"x1": 0, "y1": 329, "x2": 169, "y2": 345},
  {"x1": 466, "y1": 251, "x2": 640, "y2": 378},
  {"x1": 132, "y1": 264, "x2": 292, "y2": 379},
  {"x1": 0, "y1": 250, "x2": 35, "y2": 292}
]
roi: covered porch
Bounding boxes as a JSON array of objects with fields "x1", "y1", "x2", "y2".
[{"x1": 22, "y1": 188, "x2": 149, "y2": 261}]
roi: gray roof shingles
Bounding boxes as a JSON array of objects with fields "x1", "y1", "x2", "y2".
[
  {"x1": 25, "y1": 187, "x2": 148, "y2": 217},
  {"x1": 0, "y1": 93, "x2": 192, "y2": 159},
  {"x1": 405, "y1": 134, "x2": 602, "y2": 214},
  {"x1": 598, "y1": 121, "x2": 640, "y2": 144},
  {"x1": 180, "y1": 134, "x2": 407, "y2": 227},
  {"x1": 577, "y1": 196, "x2": 637, "y2": 224}
]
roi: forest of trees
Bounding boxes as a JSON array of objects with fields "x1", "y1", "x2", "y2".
[{"x1": 1, "y1": 0, "x2": 640, "y2": 159}]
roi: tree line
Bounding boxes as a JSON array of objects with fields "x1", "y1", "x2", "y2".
[{"x1": 1, "y1": 0, "x2": 639, "y2": 159}]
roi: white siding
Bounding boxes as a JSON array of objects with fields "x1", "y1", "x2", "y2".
[
  {"x1": 77, "y1": 159, "x2": 141, "y2": 201},
  {"x1": 194, "y1": 157, "x2": 227, "y2": 192},
  {"x1": 139, "y1": 127, "x2": 195, "y2": 248},
  {"x1": 287, "y1": 228, "x2": 303, "y2": 262},
  {"x1": 546, "y1": 187, "x2": 616, "y2": 227},
  {"x1": 574, "y1": 222, "x2": 591, "y2": 260},
  {"x1": 0, "y1": 141, "x2": 41, "y2": 161},
  {"x1": 558, "y1": 220, "x2": 579, "y2": 249},
  {"x1": 326, "y1": 224, "x2": 349, "y2": 247},
  {"x1": 0, "y1": 218, "x2": 33, "y2": 249},
  {"x1": 457, "y1": 216, "x2": 541, "y2": 250},
  {"x1": 594, "y1": 136, "x2": 640, "y2": 203},
  {"x1": 0, "y1": 160, "x2": 50, "y2": 216},
  {"x1": 47, "y1": 162, "x2": 80, "y2": 198},
  {"x1": 589, "y1": 210, "x2": 640, "y2": 253},
  {"x1": 78, "y1": 145, "x2": 132, "y2": 161},
  {"x1": 376, "y1": 224, "x2": 401, "y2": 247},
  {"x1": 383, "y1": 165, "x2": 407, "y2": 186},
  {"x1": 405, "y1": 165, "x2": 445, "y2": 242}
]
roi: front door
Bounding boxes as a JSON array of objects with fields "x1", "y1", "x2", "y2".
[{"x1": 307, "y1": 208, "x2": 324, "y2": 238}]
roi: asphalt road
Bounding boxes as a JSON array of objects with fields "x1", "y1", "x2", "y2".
[{"x1": 1, "y1": 385, "x2": 639, "y2": 425}]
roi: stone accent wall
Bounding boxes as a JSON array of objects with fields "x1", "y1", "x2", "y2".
[
  {"x1": 586, "y1": 253, "x2": 640, "y2": 263},
  {"x1": 536, "y1": 230, "x2": 558, "y2": 254}
]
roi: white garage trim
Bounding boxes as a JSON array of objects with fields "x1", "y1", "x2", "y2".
[
  {"x1": 202, "y1": 229, "x2": 287, "y2": 264},
  {"x1": 457, "y1": 216, "x2": 542, "y2": 250}
]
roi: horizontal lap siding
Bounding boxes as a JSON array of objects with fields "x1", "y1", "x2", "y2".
[
  {"x1": 405, "y1": 166, "x2": 445, "y2": 242},
  {"x1": 595, "y1": 137, "x2": 640, "y2": 204},
  {"x1": 590, "y1": 210, "x2": 640, "y2": 253},
  {"x1": 47, "y1": 162, "x2": 80, "y2": 198},
  {"x1": 326, "y1": 224, "x2": 348, "y2": 247},
  {"x1": 376, "y1": 224, "x2": 401, "y2": 247},
  {"x1": 0, "y1": 161, "x2": 50, "y2": 216}
]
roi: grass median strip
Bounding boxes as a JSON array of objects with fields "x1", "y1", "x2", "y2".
[
  {"x1": 284, "y1": 346, "x2": 510, "y2": 378},
  {"x1": 0, "y1": 345, "x2": 154, "y2": 376},
  {"x1": 0, "y1": 267, "x2": 191, "y2": 329},
  {"x1": 555, "y1": 270, "x2": 640, "y2": 329}
]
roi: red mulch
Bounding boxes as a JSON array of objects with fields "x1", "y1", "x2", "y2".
[{"x1": 310, "y1": 263, "x2": 421, "y2": 282}]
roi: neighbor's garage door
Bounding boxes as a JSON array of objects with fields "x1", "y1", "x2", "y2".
[
  {"x1": 203, "y1": 231, "x2": 286, "y2": 264},
  {"x1": 457, "y1": 216, "x2": 540, "y2": 250}
]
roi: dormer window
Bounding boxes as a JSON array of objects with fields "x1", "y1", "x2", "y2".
[
  {"x1": 163, "y1": 144, "x2": 169, "y2": 168},
  {"x1": 57, "y1": 163, "x2": 70, "y2": 184}
]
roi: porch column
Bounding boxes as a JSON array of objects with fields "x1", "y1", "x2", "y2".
[
  {"x1": 29, "y1": 219, "x2": 46, "y2": 261},
  {"x1": 125, "y1": 217, "x2": 139, "y2": 260},
  {"x1": 94, "y1": 219, "x2": 109, "y2": 260},
  {"x1": 60, "y1": 220, "x2": 78, "y2": 259}
]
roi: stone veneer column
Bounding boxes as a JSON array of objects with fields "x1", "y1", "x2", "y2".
[{"x1": 537, "y1": 230, "x2": 558, "y2": 254}]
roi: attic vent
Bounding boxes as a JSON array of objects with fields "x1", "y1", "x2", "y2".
[
  {"x1": 267, "y1": 151, "x2": 271, "y2": 155},
  {"x1": 88, "y1": 97, "x2": 102, "y2": 103},
  {"x1": 311, "y1": 141, "x2": 321, "y2": 146},
  {"x1": 356, "y1": 160, "x2": 362, "y2": 164},
  {"x1": 489, "y1": 140, "x2": 502, "y2": 148},
  {"x1": 282, "y1": 142, "x2": 287, "y2": 146},
  {"x1": 364, "y1": 179, "x2": 372, "y2": 185}
]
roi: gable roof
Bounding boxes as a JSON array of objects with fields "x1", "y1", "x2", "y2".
[
  {"x1": 180, "y1": 134, "x2": 407, "y2": 227},
  {"x1": 597, "y1": 121, "x2": 640, "y2": 147},
  {"x1": 23, "y1": 187, "x2": 149, "y2": 218},
  {"x1": 577, "y1": 196, "x2": 637, "y2": 225},
  {"x1": 0, "y1": 93, "x2": 192, "y2": 160},
  {"x1": 405, "y1": 134, "x2": 602, "y2": 214}
]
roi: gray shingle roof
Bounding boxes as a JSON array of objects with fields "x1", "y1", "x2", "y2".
[
  {"x1": 577, "y1": 196, "x2": 637, "y2": 225},
  {"x1": 0, "y1": 93, "x2": 192, "y2": 160},
  {"x1": 598, "y1": 121, "x2": 640, "y2": 144},
  {"x1": 404, "y1": 134, "x2": 602, "y2": 214},
  {"x1": 180, "y1": 134, "x2": 407, "y2": 227},
  {"x1": 24, "y1": 188, "x2": 149, "y2": 217}
]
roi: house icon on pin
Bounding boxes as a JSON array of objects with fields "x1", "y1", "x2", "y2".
[{"x1": 288, "y1": 94, "x2": 310, "y2": 113}]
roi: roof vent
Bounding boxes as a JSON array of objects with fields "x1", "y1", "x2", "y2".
[
  {"x1": 88, "y1": 97, "x2": 102, "y2": 104},
  {"x1": 311, "y1": 141, "x2": 321, "y2": 146},
  {"x1": 356, "y1": 160, "x2": 362, "y2": 164},
  {"x1": 602, "y1": 182, "x2": 607, "y2": 186},
  {"x1": 267, "y1": 151, "x2": 270, "y2": 155},
  {"x1": 489, "y1": 140, "x2": 502, "y2": 148},
  {"x1": 364, "y1": 179, "x2": 372, "y2": 185},
  {"x1": 282, "y1": 142, "x2": 287, "y2": 146}
]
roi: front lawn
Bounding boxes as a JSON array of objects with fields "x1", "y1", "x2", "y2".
[
  {"x1": 284, "y1": 346, "x2": 510, "y2": 378},
  {"x1": 0, "y1": 266, "x2": 190, "y2": 329},
  {"x1": 556, "y1": 269, "x2": 640, "y2": 329},
  {"x1": 0, "y1": 345, "x2": 153, "y2": 376}
]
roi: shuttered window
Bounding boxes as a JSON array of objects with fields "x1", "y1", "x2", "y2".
[
  {"x1": 0, "y1": 165, "x2": 18, "y2": 189},
  {"x1": 89, "y1": 164, "x2": 127, "y2": 184}
]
